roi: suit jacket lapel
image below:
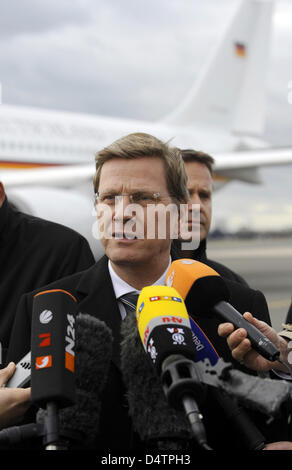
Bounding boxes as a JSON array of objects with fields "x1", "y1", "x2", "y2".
[{"x1": 74, "y1": 255, "x2": 123, "y2": 368}]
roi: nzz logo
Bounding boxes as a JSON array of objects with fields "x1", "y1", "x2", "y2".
[{"x1": 65, "y1": 314, "x2": 75, "y2": 372}]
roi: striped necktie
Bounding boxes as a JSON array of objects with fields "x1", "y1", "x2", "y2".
[{"x1": 119, "y1": 293, "x2": 139, "y2": 317}]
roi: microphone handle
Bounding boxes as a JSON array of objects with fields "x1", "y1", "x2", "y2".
[
  {"x1": 213, "y1": 301, "x2": 280, "y2": 362},
  {"x1": 43, "y1": 402, "x2": 62, "y2": 450},
  {"x1": 210, "y1": 388, "x2": 266, "y2": 450},
  {"x1": 182, "y1": 395, "x2": 212, "y2": 450}
]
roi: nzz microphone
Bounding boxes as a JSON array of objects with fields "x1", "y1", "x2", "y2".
[
  {"x1": 136, "y1": 285, "x2": 212, "y2": 450},
  {"x1": 31, "y1": 288, "x2": 77, "y2": 449},
  {"x1": 165, "y1": 260, "x2": 280, "y2": 363}
]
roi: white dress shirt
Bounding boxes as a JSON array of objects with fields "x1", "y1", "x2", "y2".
[{"x1": 108, "y1": 258, "x2": 172, "y2": 319}]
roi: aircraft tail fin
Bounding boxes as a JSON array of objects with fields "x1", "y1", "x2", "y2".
[{"x1": 163, "y1": 0, "x2": 274, "y2": 137}]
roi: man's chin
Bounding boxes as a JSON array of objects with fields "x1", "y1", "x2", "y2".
[{"x1": 104, "y1": 240, "x2": 141, "y2": 263}]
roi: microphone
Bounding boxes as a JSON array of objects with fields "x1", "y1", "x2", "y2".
[
  {"x1": 0, "y1": 313, "x2": 113, "y2": 449},
  {"x1": 134, "y1": 285, "x2": 211, "y2": 449},
  {"x1": 120, "y1": 308, "x2": 194, "y2": 450},
  {"x1": 159, "y1": 273, "x2": 267, "y2": 450},
  {"x1": 136, "y1": 285, "x2": 196, "y2": 373},
  {"x1": 189, "y1": 318, "x2": 219, "y2": 366},
  {"x1": 39, "y1": 312, "x2": 113, "y2": 449},
  {"x1": 31, "y1": 289, "x2": 77, "y2": 449},
  {"x1": 165, "y1": 259, "x2": 280, "y2": 362},
  {"x1": 31, "y1": 289, "x2": 77, "y2": 409}
]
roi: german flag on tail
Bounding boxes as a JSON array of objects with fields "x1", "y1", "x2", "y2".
[{"x1": 234, "y1": 41, "x2": 246, "y2": 58}]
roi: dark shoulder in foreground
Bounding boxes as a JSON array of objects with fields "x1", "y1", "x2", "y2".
[
  {"x1": 8, "y1": 208, "x2": 96, "y2": 281},
  {"x1": 13, "y1": 208, "x2": 89, "y2": 245}
]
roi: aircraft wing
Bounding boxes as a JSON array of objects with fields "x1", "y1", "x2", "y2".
[
  {"x1": 2, "y1": 146, "x2": 292, "y2": 189},
  {"x1": 213, "y1": 146, "x2": 292, "y2": 184},
  {"x1": 215, "y1": 147, "x2": 292, "y2": 170}
]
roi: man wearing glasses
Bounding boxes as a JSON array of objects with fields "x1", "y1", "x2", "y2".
[{"x1": 6, "y1": 133, "x2": 281, "y2": 450}]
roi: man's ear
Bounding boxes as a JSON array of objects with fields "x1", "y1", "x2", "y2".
[{"x1": 0, "y1": 182, "x2": 6, "y2": 207}]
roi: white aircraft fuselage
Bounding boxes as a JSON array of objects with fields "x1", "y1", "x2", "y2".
[{"x1": 0, "y1": 103, "x2": 268, "y2": 170}]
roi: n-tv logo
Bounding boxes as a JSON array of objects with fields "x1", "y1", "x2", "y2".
[{"x1": 65, "y1": 314, "x2": 75, "y2": 372}]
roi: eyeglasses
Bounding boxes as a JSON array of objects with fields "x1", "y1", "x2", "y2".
[{"x1": 95, "y1": 191, "x2": 172, "y2": 207}]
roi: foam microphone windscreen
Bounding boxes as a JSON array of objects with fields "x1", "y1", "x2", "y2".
[
  {"x1": 38, "y1": 313, "x2": 113, "y2": 448},
  {"x1": 120, "y1": 311, "x2": 193, "y2": 449},
  {"x1": 166, "y1": 259, "x2": 230, "y2": 315}
]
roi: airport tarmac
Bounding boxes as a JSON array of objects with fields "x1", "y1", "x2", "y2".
[{"x1": 207, "y1": 236, "x2": 292, "y2": 332}]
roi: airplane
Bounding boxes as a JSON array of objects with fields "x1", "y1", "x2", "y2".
[{"x1": 1, "y1": 0, "x2": 292, "y2": 259}]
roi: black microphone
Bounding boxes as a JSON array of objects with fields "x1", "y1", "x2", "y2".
[
  {"x1": 0, "y1": 313, "x2": 113, "y2": 449},
  {"x1": 31, "y1": 289, "x2": 78, "y2": 449},
  {"x1": 120, "y1": 310, "x2": 194, "y2": 451},
  {"x1": 166, "y1": 260, "x2": 280, "y2": 362},
  {"x1": 31, "y1": 289, "x2": 77, "y2": 408}
]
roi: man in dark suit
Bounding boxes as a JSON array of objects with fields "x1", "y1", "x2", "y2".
[
  {"x1": 0, "y1": 181, "x2": 95, "y2": 363},
  {"x1": 6, "y1": 133, "x2": 283, "y2": 450},
  {"x1": 172, "y1": 149, "x2": 248, "y2": 286}
]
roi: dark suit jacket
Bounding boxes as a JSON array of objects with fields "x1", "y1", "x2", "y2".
[
  {"x1": 0, "y1": 197, "x2": 95, "y2": 362},
  {"x1": 7, "y1": 255, "x2": 282, "y2": 450}
]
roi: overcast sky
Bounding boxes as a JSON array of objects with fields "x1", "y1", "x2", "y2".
[{"x1": 0, "y1": 0, "x2": 292, "y2": 232}]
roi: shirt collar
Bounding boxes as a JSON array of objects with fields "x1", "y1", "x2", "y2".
[{"x1": 108, "y1": 257, "x2": 172, "y2": 300}]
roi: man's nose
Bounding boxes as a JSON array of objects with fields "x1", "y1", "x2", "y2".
[
  {"x1": 113, "y1": 195, "x2": 132, "y2": 221},
  {"x1": 189, "y1": 193, "x2": 201, "y2": 206}
]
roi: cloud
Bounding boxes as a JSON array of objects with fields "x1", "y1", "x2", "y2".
[
  {"x1": 0, "y1": 0, "x2": 291, "y2": 136},
  {"x1": 0, "y1": 0, "x2": 240, "y2": 119},
  {"x1": 0, "y1": 0, "x2": 92, "y2": 39}
]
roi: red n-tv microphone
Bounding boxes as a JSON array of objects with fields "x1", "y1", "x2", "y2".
[{"x1": 31, "y1": 289, "x2": 77, "y2": 449}]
